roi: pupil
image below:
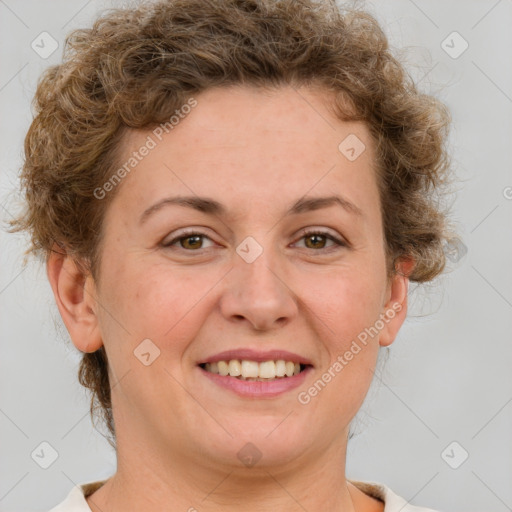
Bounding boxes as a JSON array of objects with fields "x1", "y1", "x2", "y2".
[
  {"x1": 183, "y1": 235, "x2": 202, "y2": 249},
  {"x1": 181, "y1": 234, "x2": 326, "y2": 250},
  {"x1": 307, "y1": 234, "x2": 325, "y2": 248}
]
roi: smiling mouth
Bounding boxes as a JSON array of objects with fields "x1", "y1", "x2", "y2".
[{"x1": 199, "y1": 360, "x2": 310, "y2": 381}]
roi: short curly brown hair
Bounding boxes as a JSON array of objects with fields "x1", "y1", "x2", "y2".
[{"x1": 11, "y1": 0, "x2": 453, "y2": 447}]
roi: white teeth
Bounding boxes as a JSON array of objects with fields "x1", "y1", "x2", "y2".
[
  {"x1": 275, "y1": 360, "x2": 286, "y2": 377},
  {"x1": 217, "y1": 361, "x2": 229, "y2": 376},
  {"x1": 259, "y1": 361, "x2": 276, "y2": 379},
  {"x1": 203, "y1": 359, "x2": 305, "y2": 379},
  {"x1": 228, "y1": 360, "x2": 241, "y2": 376},
  {"x1": 241, "y1": 360, "x2": 259, "y2": 378}
]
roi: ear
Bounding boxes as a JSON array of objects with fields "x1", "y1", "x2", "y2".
[
  {"x1": 378, "y1": 257, "x2": 415, "y2": 347},
  {"x1": 46, "y1": 246, "x2": 103, "y2": 353}
]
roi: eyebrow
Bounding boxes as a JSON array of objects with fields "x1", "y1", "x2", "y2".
[{"x1": 139, "y1": 194, "x2": 363, "y2": 224}]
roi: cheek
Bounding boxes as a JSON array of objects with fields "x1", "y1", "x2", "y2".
[
  {"x1": 302, "y1": 270, "x2": 384, "y2": 422},
  {"x1": 97, "y1": 259, "x2": 217, "y2": 354},
  {"x1": 298, "y1": 256, "x2": 386, "y2": 414},
  {"x1": 97, "y1": 224, "x2": 387, "y2": 362},
  {"x1": 306, "y1": 260, "x2": 387, "y2": 342}
]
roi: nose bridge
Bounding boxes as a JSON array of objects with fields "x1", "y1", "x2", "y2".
[
  {"x1": 240, "y1": 243, "x2": 282, "y2": 293},
  {"x1": 220, "y1": 236, "x2": 297, "y2": 330},
  {"x1": 237, "y1": 238, "x2": 286, "y2": 301}
]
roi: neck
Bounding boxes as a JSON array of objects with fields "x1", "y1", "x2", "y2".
[{"x1": 86, "y1": 429, "x2": 359, "y2": 512}]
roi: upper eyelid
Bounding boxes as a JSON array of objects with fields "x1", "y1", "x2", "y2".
[{"x1": 163, "y1": 227, "x2": 346, "y2": 248}]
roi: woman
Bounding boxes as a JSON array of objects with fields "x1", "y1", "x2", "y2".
[{"x1": 12, "y1": 0, "x2": 453, "y2": 510}]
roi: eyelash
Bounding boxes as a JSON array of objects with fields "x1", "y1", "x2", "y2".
[{"x1": 162, "y1": 228, "x2": 347, "y2": 253}]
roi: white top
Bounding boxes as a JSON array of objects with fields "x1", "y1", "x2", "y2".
[{"x1": 48, "y1": 479, "x2": 441, "y2": 511}]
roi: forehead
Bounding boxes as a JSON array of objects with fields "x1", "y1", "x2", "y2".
[{"x1": 109, "y1": 85, "x2": 379, "y2": 224}]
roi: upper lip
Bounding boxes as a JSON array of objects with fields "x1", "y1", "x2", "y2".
[{"x1": 198, "y1": 349, "x2": 313, "y2": 366}]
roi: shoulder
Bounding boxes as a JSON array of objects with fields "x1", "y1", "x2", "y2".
[
  {"x1": 47, "y1": 480, "x2": 107, "y2": 512},
  {"x1": 349, "y1": 479, "x2": 442, "y2": 512}
]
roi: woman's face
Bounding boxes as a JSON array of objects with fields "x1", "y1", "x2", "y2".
[{"x1": 81, "y1": 85, "x2": 409, "y2": 471}]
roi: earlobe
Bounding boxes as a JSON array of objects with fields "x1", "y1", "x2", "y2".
[
  {"x1": 378, "y1": 258, "x2": 415, "y2": 347},
  {"x1": 46, "y1": 246, "x2": 103, "y2": 353}
]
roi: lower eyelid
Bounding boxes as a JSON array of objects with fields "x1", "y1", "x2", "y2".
[
  {"x1": 163, "y1": 231, "x2": 346, "y2": 251},
  {"x1": 293, "y1": 233, "x2": 346, "y2": 249},
  {"x1": 163, "y1": 233, "x2": 215, "y2": 248}
]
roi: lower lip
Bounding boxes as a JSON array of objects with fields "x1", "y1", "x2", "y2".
[{"x1": 198, "y1": 366, "x2": 312, "y2": 398}]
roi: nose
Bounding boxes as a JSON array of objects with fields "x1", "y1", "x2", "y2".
[{"x1": 219, "y1": 249, "x2": 298, "y2": 332}]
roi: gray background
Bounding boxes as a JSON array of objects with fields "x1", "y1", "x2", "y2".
[{"x1": 1, "y1": 1, "x2": 511, "y2": 511}]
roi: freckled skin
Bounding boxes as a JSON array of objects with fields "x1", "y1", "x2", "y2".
[{"x1": 52, "y1": 85, "x2": 410, "y2": 512}]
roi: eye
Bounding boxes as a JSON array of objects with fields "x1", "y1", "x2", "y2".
[
  {"x1": 162, "y1": 229, "x2": 215, "y2": 251},
  {"x1": 293, "y1": 229, "x2": 347, "y2": 251},
  {"x1": 161, "y1": 228, "x2": 347, "y2": 253}
]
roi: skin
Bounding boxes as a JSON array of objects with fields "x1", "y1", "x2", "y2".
[{"x1": 48, "y1": 84, "x2": 413, "y2": 512}]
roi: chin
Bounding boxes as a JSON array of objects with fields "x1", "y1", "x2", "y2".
[{"x1": 200, "y1": 418, "x2": 314, "y2": 469}]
